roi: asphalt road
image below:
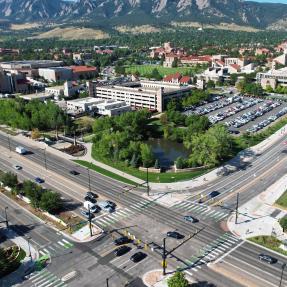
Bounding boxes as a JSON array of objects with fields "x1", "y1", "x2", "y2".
[{"x1": 0, "y1": 131, "x2": 287, "y2": 287}]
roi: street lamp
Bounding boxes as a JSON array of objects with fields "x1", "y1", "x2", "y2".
[
  {"x1": 106, "y1": 278, "x2": 109, "y2": 287},
  {"x1": 87, "y1": 166, "x2": 91, "y2": 192},
  {"x1": 279, "y1": 263, "x2": 286, "y2": 287},
  {"x1": 4, "y1": 207, "x2": 8, "y2": 228},
  {"x1": 146, "y1": 167, "x2": 150, "y2": 196},
  {"x1": 43, "y1": 148, "x2": 47, "y2": 171},
  {"x1": 26, "y1": 236, "x2": 32, "y2": 262}
]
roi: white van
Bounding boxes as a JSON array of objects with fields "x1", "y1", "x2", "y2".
[{"x1": 83, "y1": 201, "x2": 100, "y2": 213}]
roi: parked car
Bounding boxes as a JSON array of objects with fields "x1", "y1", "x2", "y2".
[
  {"x1": 114, "y1": 246, "x2": 131, "y2": 256},
  {"x1": 130, "y1": 252, "x2": 147, "y2": 263},
  {"x1": 86, "y1": 192, "x2": 98, "y2": 199},
  {"x1": 35, "y1": 177, "x2": 44, "y2": 184},
  {"x1": 183, "y1": 215, "x2": 198, "y2": 223},
  {"x1": 114, "y1": 236, "x2": 131, "y2": 246},
  {"x1": 258, "y1": 254, "x2": 277, "y2": 264},
  {"x1": 166, "y1": 231, "x2": 185, "y2": 239},
  {"x1": 84, "y1": 196, "x2": 97, "y2": 204}
]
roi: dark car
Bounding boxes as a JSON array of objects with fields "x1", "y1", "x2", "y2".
[
  {"x1": 69, "y1": 170, "x2": 80, "y2": 175},
  {"x1": 167, "y1": 231, "x2": 185, "y2": 239},
  {"x1": 81, "y1": 210, "x2": 94, "y2": 220},
  {"x1": 199, "y1": 191, "x2": 220, "y2": 203},
  {"x1": 84, "y1": 196, "x2": 97, "y2": 204},
  {"x1": 114, "y1": 236, "x2": 131, "y2": 246},
  {"x1": 183, "y1": 215, "x2": 198, "y2": 223},
  {"x1": 86, "y1": 192, "x2": 98, "y2": 199},
  {"x1": 106, "y1": 200, "x2": 116, "y2": 208},
  {"x1": 114, "y1": 245, "x2": 131, "y2": 256},
  {"x1": 258, "y1": 254, "x2": 277, "y2": 264},
  {"x1": 130, "y1": 252, "x2": 147, "y2": 263},
  {"x1": 35, "y1": 177, "x2": 44, "y2": 184}
]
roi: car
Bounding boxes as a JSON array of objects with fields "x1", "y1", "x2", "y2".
[
  {"x1": 114, "y1": 236, "x2": 131, "y2": 246},
  {"x1": 106, "y1": 201, "x2": 116, "y2": 208},
  {"x1": 84, "y1": 196, "x2": 97, "y2": 204},
  {"x1": 258, "y1": 254, "x2": 277, "y2": 264},
  {"x1": 130, "y1": 252, "x2": 147, "y2": 263},
  {"x1": 208, "y1": 191, "x2": 220, "y2": 199},
  {"x1": 114, "y1": 245, "x2": 131, "y2": 256},
  {"x1": 166, "y1": 231, "x2": 185, "y2": 239},
  {"x1": 13, "y1": 165, "x2": 22, "y2": 170},
  {"x1": 86, "y1": 192, "x2": 98, "y2": 199},
  {"x1": 183, "y1": 215, "x2": 198, "y2": 223},
  {"x1": 69, "y1": 170, "x2": 80, "y2": 175},
  {"x1": 80, "y1": 210, "x2": 95, "y2": 220},
  {"x1": 35, "y1": 177, "x2": 44, "y2": 184}
]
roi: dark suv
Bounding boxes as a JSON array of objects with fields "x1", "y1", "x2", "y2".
[
  {"x1": 114, "y1": 246, "x2": 131, "y2": 256},
  {"x1": 114, "y1": 236, "x2": 131, "y2": 246},
  {"x1": 166, "y1": 231, "x2": 185, "y2": 239},
  {"x1": 258, "y1": 254, "x2": 277, "y2": 264}
]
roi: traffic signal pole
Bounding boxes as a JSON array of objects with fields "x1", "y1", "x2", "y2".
[{"x1": 162, "y1": 237, "x2": 167, "y2": 276}]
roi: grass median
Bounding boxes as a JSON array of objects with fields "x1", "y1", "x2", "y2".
[
  {"x1": 275, "y1": 190, "x2": 287, "y2": 209},
  {"x1": 249, "y1": 236, "x2": 287, "y2": 256},
  {"x1": 74, "y1": 160, "x2": 138, "y2": 186}
]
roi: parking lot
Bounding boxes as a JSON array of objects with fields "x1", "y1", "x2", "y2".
[{"x1": 183, "y1": 95, "x2": 287, "y2": 134}]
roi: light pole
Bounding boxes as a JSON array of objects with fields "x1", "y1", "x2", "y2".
[
  {"x1": 4, "y1": 207, "x2": 8, "y2": 228},
  {"x1": 26, "y1": 236, "x2": 32, "y2": 262},
  {"x1": 106, "y1": 278, "x2": 109, "y2": 287},
  {"x1": 7, "y1": 135, "x2": 11, "y2": 153},
  {"x1": 43, "y1": 148, "x2": 47, "y2": 171},
  {"x1": 87, "y1": 167, "x2": 91, "y2": 192},
  {"x1": 146, "y1": 167, "x2": 150, "y2": 196},
  {"x1": 235, "y1": 193, "x2": 239, "y2": 224},
  {"x1": 279, "y1": 263, "x2": 286, "y2": 287},
  {"x1": 162, "y1": 237, "x2": 167, "y2": 276}
]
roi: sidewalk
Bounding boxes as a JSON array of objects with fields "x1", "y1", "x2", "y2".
[
  {"x1": 0, "y1": 226, "x2": 38, "y2": 287},
  {"x1": 227, "y1": 174, "x2": 287, "y2": 241},
  {"x1": 3, "y1": 122, "x2": 287, "y2": 192}
]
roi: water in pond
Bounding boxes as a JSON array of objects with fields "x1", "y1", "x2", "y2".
[{"x1": 146, "y1": 138, "x2": 190, "y2": 168}]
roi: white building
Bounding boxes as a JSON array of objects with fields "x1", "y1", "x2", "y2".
[
  {"x1": 66, "y1": 97, "x2": 131, "y2": 116},
  {"x1": 87, "y1": 80, "x2": 192, "y2": 113},
  {"x1": 257, "y1": 67, "x2": 287, "y2": 89}
]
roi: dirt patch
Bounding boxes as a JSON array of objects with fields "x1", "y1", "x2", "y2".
[
  {"x1": 60, "y1": 144, "x2": 86, "y2": 157},
  {"x1": 116, "y1": 25, "x2": 161, "y2": 34},
  {"x1": 31, "y1": 27, "x2": 110, "y2": 40},
  {"x1": 10, "y1": 23, "x2": 40, "y2": 30}
]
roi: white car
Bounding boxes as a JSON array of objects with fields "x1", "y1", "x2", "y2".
[{"x1": 13, "y1": 165, "x2": 22, "y2": 170}]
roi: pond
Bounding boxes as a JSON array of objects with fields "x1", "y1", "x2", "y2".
[{"x1": 146, "y1": 138, "x2": 190, "y2": 168}]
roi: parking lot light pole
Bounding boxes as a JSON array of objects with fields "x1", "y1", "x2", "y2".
[{"x1": 279, "y1": 263, "x2": 286, "y2": 287}]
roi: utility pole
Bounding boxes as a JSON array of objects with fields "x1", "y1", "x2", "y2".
[
  {"x1": 106, "y1": 278, "x2": 109, "y2": 287},
  {"x1": 7, "y1": 135, "x2": 11, "y2": 153},
  {"x1": 279, "y1": 263, "x2": 286, "y2": 287},
  {"x1": 88, "y1": 206, "x2": 92, "y2": 237},
  {"x1": 235, "y1": 193, "x2": 239, "y2": 224},
  {"x1": 146, "y1": 167, "x2": 150, "y2": 196},
  {"x1": 27, "y1": 236, "x2": 32, "y2": 262},
  {"x1": 43, "y1": 148, "x2": 47, "y2": 170},
  {"x1": 4, "y1": 207, "x2": 8, "y2": 228},
  {"x1": 162, "y1": 237, "x2": 167, "y2": 276},
  {"x1": 87, "y1": 167, "x2": 91, "y2": 192}
]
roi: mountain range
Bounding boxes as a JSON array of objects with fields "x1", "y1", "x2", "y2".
[{"x1": 1, "y1": 0, "x2": 287, "y2": 30}]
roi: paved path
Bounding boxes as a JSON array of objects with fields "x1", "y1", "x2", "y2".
[{"x1": 228, "y1": 173, "x2": 287, "y2": 241}]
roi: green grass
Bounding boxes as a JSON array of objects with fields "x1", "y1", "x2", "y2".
[
  {"x1": 124, "y1": 65, "x2": 204, "y2": 77},
  {"x1": 276, "y1": 190, "x2": 287, "y2": 208},
  {"x1": 74, "y1": 160, "x2": 137, "y2": 186},
  {"x1": 249, "y1": 236, "x2": 287, "y2": 256},
  {"x1": 90, "y1": 152, "x2": 210, "y2": 183}
]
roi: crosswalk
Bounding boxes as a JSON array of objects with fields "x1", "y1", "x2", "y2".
[
  {"x1": 94, "y1": 199, "x2": 153, "y2": 228},
  {"x1": 38, "y1": 238, "x2": 74, "y2": 258},
  {"x1": 171, "y1": 201, "x2": 229, "y2": 222},
  {"x1": 178, "y1": 233, "x2": 241, "y2": 275},
  {"x1": 27, "y1": 270, "x2": 67, "y2": 287}
]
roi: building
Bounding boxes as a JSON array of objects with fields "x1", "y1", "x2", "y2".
[
  {"x1": 150, "y1": 42, "x2": 186, "y2": 59},
  {"x1": 257, "y1": 67, "x2": 287, "y2": 89},
  {"x1": 70, "y1": 66, "x2": 98, "y2": 80},
  {"x1": 180, "y1": 55, "x2": 212, "y2": 66},
  {"x1": 0, "y1": 60, "x2": 63, "y2": 77},
  {"x1": 0, "y1": 69, "x2": 29, "y2": 94},
  {"x1": 224, "y1": 58, "x2": 248, "y2": 68},
  {"x1": 19, "y1": 92, "x2": 54, "y2": 102},
  {"x1": 73, "y1": 52, "x2": 92, "y2": 62},
  {"x1": 255, "y1": 48, "x2": 271, "y2": 56},
  {"x1": 38, "y1": 67, "x2": 73, "y2": 82},
  {"x1": 0, "y1": 48, "x2": 20, "y2": 56},
  {"x1": 66, "y1": 97, "x2": 131, "y2": 116},
  {"x1": 272, "y1": 49, "x2": 287, "y2": 68},
  {"x1": 198, "y1": 67, "x2": 229, "y2": 82},
  {"x1": 163, "y1": 72, "x2": 191, "y2": 85},
  {"x1": 87, "y1": 80, "x2": 192, "y2": 113},
  {"x1": 45, "y1": 81, "x2": 84, "y2": 99}
]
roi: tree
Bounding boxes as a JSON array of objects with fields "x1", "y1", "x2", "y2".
[
  {"x1": 31, "y1": 128, "x2": 41, "y2": 140},
  {"x1": 175, "y1": 157, "x2": 187, "y2": 169},
  {"x1": 206, "y1": 80, "x2": 215, "y2": 89},
  {"x1": 23, "y1": 180, "x2": 43, "y2": 208},
  {"x1": 160, "y1": 113, "x2": 168, "y2": 126},
  {"x1": 140, "y1": 143, "x2": 155, "y2": 168},
  {"x1": 0, "y1": 172, "x2": 18, "y2": 188},
  {"x1": 150, "y1": 68, "x2": 162, "y2": 81},
  {"x1": 167, "y1": 271, "x2": 189, "y2": 287},
  {"x1": 39, "y1": 191, "x2": 63, "y2": 214}
]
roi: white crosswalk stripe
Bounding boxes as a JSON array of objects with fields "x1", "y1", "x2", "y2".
[
  {"x1": 28, "y1": 270, "x2": 67, "y2": 287},
  {"x1": 38, "y1": 239, "x2": 73, "y2": 257}
]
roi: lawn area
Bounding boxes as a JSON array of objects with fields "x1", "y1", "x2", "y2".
[
  {"x1": 74, "y1": 160, "x2": 138, "y2": 185},
  {"x1": 90, "y1": 151, "x2": 210, "y2": 183},
  {"x1": 124, "y1": 65, "x2": 204, "y2": 77},
  {"x1": 276, "y1": 190, "x2": 287, "y2": 208},
  {"x1": 0, "y1": 246, "x2": 26, "y2": 278},
  {"x1": 249, "y1": 236, "x2": 287, "y2": 256}
]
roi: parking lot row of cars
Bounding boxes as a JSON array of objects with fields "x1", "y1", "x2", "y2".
[
  {"x1": 225, "y1": 101, "x2": 281, "y2": 129},
  {"x1": 208, "y1": 97, "x2": 262, "y2": 125},
  {"x1": 246, "y1": 106, "x2": 287, "y2": 133}
]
